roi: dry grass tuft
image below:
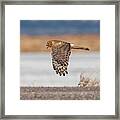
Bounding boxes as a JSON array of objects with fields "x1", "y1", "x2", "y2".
[{"x1": 78, "y1": 72, "x2": 100, "y2": 88}]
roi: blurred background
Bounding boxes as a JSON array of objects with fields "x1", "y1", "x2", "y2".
[{"x1": 20, "y1": 20, "x2": 100, "y2": 87}]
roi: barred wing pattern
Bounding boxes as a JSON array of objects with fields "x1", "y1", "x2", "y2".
[{"x1": 51, "y1": 42, "x2": 71, "y2": 76}]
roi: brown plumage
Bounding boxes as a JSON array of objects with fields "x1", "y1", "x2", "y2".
[{"x1": 46, "y1": 40, "x2": 89, "y2": 76}]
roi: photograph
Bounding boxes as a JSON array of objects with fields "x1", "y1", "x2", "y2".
[
  {"x1": 20, "y1": 20, "x2": 100, "y2": 100},
  {"x1": 2, "y1": 1, "x2": 118, "y2": 118}
]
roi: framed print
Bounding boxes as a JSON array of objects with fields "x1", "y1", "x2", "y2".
[{"x1": 0, "y1": 0, "x2": 119, "y2": 119}]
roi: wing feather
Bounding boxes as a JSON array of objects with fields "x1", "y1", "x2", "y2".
[{"x1": 51, "y1": 42, "x2": 71, "y2": 76}]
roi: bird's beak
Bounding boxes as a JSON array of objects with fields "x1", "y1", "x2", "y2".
[{"x1": 46, "y1": 44, "x2": 49, "y2": 49}]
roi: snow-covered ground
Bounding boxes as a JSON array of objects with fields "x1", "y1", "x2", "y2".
[{"x1": 20, "y1": 52, "x2": 100, "y2": 87}]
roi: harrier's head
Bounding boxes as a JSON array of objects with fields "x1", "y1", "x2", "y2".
[
  {"x1": 46, "y1": 40, "x2": 64, "y2": 49},
  {"x1": 46, "y1": 40, "x2": 53, "y2": 48}
]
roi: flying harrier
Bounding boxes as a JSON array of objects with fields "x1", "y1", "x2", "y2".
[{"x1": 46, "y1": 40, "x2": 89, "y2": 76}]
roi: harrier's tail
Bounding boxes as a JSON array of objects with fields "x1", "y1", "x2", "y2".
[{"x1": 71, "y1": 45, "x2": 90, "y2": 51}]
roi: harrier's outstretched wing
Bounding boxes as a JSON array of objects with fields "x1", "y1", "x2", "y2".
[{"x1": 51, "y1": 42, "x2": 71, "y2": 76}]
